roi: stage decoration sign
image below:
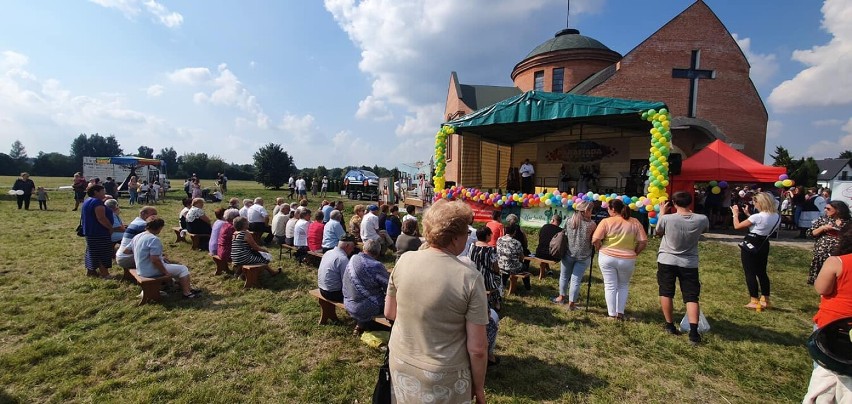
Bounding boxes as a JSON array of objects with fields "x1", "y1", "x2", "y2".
[
  {"x1": 466, "y1": 201, "x2": 496, "y2": 223},
  {"x1": 432, "y1": 109, "x2": 789, "y2": 226},
  {"x1": 543, "y1": 140, "x2": 619, "y2": 163},
  {"x1": 519, "y1": 206, "x2": 575, "y2": 228}
]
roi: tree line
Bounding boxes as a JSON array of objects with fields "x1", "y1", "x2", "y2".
[{"x1": 0, "y1": 136, "x2": 400, "y2": 188}]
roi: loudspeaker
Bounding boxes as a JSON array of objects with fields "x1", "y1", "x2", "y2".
[{"x1": 669, "y1": 153, "x2": 682, "y2": 175}]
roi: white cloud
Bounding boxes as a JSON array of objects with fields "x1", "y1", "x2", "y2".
[
  {"x1": 168, "y1": 67, "x2": 211, "y2": 85},
  {"x1": 356, "y1": 95, "x2": 393, "y2": 121},
  {"x1": 813, "y1": 118, "x2": 845, "y2": 127},
  {"x1": 395, "y1": 104, "x2": 442, "y2": 138},
  {"x1": 768, "y1": 0, "x2": 852, "y2": 110},
  {"x1": 89, "y1": 0, "x2": 183, "y2": 28},
  {"x1": 806, "y1": 117, "x2": 852, "y2": 157},
  {"x1": 277, "y1": 113, "x2": 316, "y2": 143},
  {"x1": 146, "y1": 84, "x2": 164, "y2": 97},
  {"x1": 732, "y1": 33, "x2": 778, "y2": 86}
]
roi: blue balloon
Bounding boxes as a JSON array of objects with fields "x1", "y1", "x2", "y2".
[{"x1": 649, "y1": 217, "x2": 658, "y2": 225}]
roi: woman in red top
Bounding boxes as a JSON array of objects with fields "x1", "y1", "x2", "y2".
[
  {"x1": 307, "y1": 210, "x2": 325, "y2": 252},
  {"x1": 803, "y1": 224, "x2": 852, "y2": 402}
]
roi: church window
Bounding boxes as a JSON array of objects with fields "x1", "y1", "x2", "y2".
[
  {"x1": 552, "y1": 68, "x2": 564, "y2": 93},
  {"x1": 534, "y1": 71, "x2": 544, "y2": 91}
]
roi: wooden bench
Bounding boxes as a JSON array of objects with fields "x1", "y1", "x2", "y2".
[
  {"x1": 524, "y1": 256, "x2": 558, "y2": 280},
  {"x1": 403, "y1": 198, "x2": 424, "y2": 208},
  {"x1": 172, "y1": 226, "x2": 187, "y2": 243},
  {"x1": 211, "y1": 255, "x2": 230, "y2": 276},
  {"x1": 234, "y1": 263, "x2": 268, "y2": 289},
  {"x1": 306, "y1": 250, "x2": 324, "y2": 266},
  {"x1": 506, "y1": 272, "x2": 531, "y2": 296},
  {"x1": 186, "y1": 233, "x2": 209, "y2": 250},
  {"x1": 125, "y1": 269, "x2": 173, "y2": 305},
  {"x1": 280, "y1": 244, "x2": 297, "y2": 260},
  {"x1": 308, "y1": 289, "x2": 391, "y2": 328}
]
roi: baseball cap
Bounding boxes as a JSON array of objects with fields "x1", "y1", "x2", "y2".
[{"x1": 367, "y1": 204, "x2": 379, "y2": 211}]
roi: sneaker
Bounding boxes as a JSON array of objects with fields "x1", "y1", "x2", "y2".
[
  {"x1": 664, "y1": 323, "x2": 682, "y2": 336},
  {"x1": 689, "y1": 332, "x2": 702, "y2": 345}
]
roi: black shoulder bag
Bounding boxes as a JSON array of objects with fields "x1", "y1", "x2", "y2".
[{"x1": 738, "y1": 215, "x2": 780, "y2": 254}]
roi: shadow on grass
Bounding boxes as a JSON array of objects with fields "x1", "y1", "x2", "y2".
[
  {"x1": 487, "y1": 354, "x2": 607, "y2": 400},
  {"x1": 0, "y1": 389, "x2": 20, "y2": 404},
  {"x1": 707, "y1": 317, "x2": 806, "y2": 346},
  {"x1": 619, "y1": 308, "x2": 806, "y2": 347}
]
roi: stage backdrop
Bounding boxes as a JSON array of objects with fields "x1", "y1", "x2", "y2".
[{"x1": 520, "y1": 206, "x2": 576, "y2": 228}]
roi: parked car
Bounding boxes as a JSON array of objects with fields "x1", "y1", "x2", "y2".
[{"x1": 343, "y1": 169, "x2": 379, "y2": 200}]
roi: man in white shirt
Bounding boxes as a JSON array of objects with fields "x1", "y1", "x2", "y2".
[
  {"x1": 520, "y1": 158, "x2": 535, "y2": 194},
  {"x1": 321, "y1": 176, "x2": 329, "y2": 197},
  {"x1": 239, "y1": 199, "x2": 253, "y2": 218},
  {"x1": 293, "y1": 208, "x2": 311, "y2": 264},
  {"x1": 361, "y1": 204, "x2": 394, "y2": 255},
  {"x1": 247, "y1": 197, "x2": 273, "y2": 244},
  {"x1": 284, "y1": 208, "x2": 299, "y2": 246},
  {"x1": 296, "y1": 176, "x2": 307, "y2": 199},
  {"x1": 288, "y1": 175, "x2": 296, "y2": 199},
  {"x1": 271, "y1": 204, "x2": 290, "y2": 245}
]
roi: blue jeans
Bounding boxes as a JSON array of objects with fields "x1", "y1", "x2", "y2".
[
  {"x1": 128, "y1": 189, "x2": 137, "y2": 205},
  {"x1": 560, "y1": 256, "x2": 591, "y2": 303}
]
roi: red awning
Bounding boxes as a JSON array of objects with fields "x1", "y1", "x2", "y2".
[{"x1": 675, "y1": 140, "x2": 785, "y2": 182}]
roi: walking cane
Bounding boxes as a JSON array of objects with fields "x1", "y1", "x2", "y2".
[{"x1": 585, "y1": 250, "x2": 597, "y2": 312}]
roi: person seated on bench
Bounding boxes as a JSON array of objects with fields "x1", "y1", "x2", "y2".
[
  {"x1": 284, "y1": 206, "x2": 298, "y2": 246},
  {"x1": 343, "y1": 239, "x2": 390, "y2": 333},
  {"x1": 318, "y1": 234, "x2": 357, "y2": 303},
  {"x1": 132, "y1": 217, "x2": 201, "y2": 299},
  {"x1": 535, "y1": 214, "x2": 562, "y2": 263},
  {"x1": 498, "y1": 224, "x2": 530, "y2": 291},
  {"x1": 178, "y1": 198, "x2": 192, "y2": 230},
  {"x1": 293, "y1": 209, "x2": 311, "y2": 264},
  {"x1": 307, "y1": 210, "x2": 325, "y2": 252},
  {"x1": 239, "y1": 199, "x2": 253, "y2": 219},
  {"x1": 321, "y1": 210, "x2": 346, "y2": 253},
  {"x1": 231, "y1": 217, "x2": 276, "y2": 272},
  {"x1": 248, "y1": 197, "x2": 274, "y2": 244},
  {"x1": 186, "y1": 198, "x2": 212, "y2": 237},
  {"x1": 216, "y1": 208, "x2": 240, "y2": 264},
  {"x1": 271, "y1": 204, "x2": 291, "y2": 246},
  {"x1": 208, "y1": 207, "x2": 226, "y2": 257},
  {"x1": 395, "y1": 219, "x2": 422, "y2": 259},
  {"x1": 105, "y1": 198, "x2": 127, "y2": 244},
  {"x1": 115, "y1": 206, "x2": 158, "y2": 269}
]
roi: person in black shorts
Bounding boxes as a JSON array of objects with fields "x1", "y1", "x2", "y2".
[{"x1": 655, "y1": 191, "x2": 709, "y2": 345}]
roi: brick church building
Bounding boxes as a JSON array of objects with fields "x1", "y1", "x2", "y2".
[{"x1": 442, "y1": 0, "x2": 767, "y2": 193}]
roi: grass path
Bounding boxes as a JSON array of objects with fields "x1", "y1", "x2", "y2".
[{"x1": 0, "y1": 177, "x2": 816, "y2": 403}]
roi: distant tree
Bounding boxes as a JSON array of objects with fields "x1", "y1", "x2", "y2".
[
  {"x1": 254, "y1": 143, "x2": 294, "y2": 189},
  {"x1": 790, "y1": 157, "x2": 819, "y2": 188},
  {"x1": 315, "y1": 165, "x2": 329, "y2": 179},
  {"x1": 31, "y1": 152, "x2": 76, "y2": 177},
  {"x1": 226, "y1": 163, "x2": 256, "y2": 181},
  {"x1": 205, "y1": 156, "x2": 229, "y2": 179},
  {"x1": 9, "y1": 140, "x2": 27, "y2": 161},
  {"x1": 328, "y1": 167, "x2": 343, "y2": 179},
  {"x1": 178, "y1": 153, "x2": 210, "y2": 179},
  {"x1": 155, "y1": 147, "x2": 178, "y2": 176},
  {"x1": 770, "y1": 146, "x2": 794, "y2": 168},
  {"x1": 136, "y1": 145, "x2": 154, "y2": 158},
  {"x1": 840, "y1": 150, "x2": 852, "y2": 159},
  {"x1": 301, "y1": 168, "x2": 316, "y2": 181},
  {"x1": 0, "y1": 153, "x2": 18, "y2": 175},
  {"x1": 9, "y1": 140, "x2": 29, "y2": 173},
  {"x1": 70, "y1": 133, "x2": 123, "y2": 169}
]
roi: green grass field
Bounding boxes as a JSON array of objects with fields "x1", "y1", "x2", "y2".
[{"x1": 0, "y1": 176, "x2": 817, "y2": 403}]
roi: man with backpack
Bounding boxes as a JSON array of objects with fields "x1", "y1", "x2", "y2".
[{"x1": 535, "y1": 214, "x2": 563, "y2": 279}]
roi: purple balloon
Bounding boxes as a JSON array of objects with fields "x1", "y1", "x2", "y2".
[
  {"x1": 719, "y1": 181, "x2": 728, "y2": 188},
  {"x1": 779, "y1": 174, "x2": 788, "y2": 180}
]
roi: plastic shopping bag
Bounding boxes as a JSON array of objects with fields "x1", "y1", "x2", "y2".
[{"x1": 680, "y1": 311, "x2": 711, "y2": 334}]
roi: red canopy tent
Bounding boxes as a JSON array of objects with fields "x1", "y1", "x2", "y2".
[{"x1": 670, "y1": 140, "x2": 786, "y2": 196}]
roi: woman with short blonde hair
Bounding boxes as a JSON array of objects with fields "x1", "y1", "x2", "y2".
[{"x1": 385, "y1": 199, "x2": 488, "y2": 403}]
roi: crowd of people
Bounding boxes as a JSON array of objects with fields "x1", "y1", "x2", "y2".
[{"x1": 18, "y1": 169, "x2": 850, "y2": 402}]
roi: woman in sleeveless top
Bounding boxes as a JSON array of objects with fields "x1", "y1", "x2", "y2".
[{"x1": 231, "y1": 217, "x2": 270, "y2": 265}]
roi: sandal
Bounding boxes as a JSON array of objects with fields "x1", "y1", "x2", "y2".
[
  {"x1": 271, "y1": 267, "x2": 282, "y2": 277},
  {"x1": 550, "y1": 297, "x2": 566, "y2": 305},
  {"x1": 183, "y1": 292, "x2": 200, "y2": 299},
  {"x1": 190, "y1": 288, "x2": 202, "y2": 294}
]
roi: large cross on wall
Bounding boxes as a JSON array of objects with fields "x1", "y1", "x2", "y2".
[{"x1": 672, "y1": 49, "x2": 716, "y2": 118}]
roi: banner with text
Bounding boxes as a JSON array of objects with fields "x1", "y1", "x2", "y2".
[{"x1": 467, "y1": 201, "x2": 497, "y2": 223}]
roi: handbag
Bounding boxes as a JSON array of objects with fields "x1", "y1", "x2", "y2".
[
  {"x1": 738, "y1": 215, "x2": 780, "y2": 254},
  {"x1": 76, "y1": 215, "x2": 84, "y2": 237},
  {"x1": 372, "y1": 349, "x2": 391, "y2": 404}
]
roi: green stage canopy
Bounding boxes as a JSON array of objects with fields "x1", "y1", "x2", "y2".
[{"x1": 446, "y1": 91, "x2": 667, "y2": 144}]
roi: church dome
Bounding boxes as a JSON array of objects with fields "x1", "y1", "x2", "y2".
[{"x1": 525, "y1": 29, "x2": 615, "y2": 58}]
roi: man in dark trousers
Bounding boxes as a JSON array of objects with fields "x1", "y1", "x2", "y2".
[{"x1": 655, "y1": 191, "x2": 709, "y2": 345}]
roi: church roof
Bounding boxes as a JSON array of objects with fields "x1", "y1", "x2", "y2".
[
  {"x1": 524, "y1": 29, "x2": 617, "y2": 59},
  {"x1": 458, "y1": 84, "x2": 522, "y2": 111}
]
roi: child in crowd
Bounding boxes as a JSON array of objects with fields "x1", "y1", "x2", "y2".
[{"x1": 36, "y1": 186, "x2": 49, "y2": 210}]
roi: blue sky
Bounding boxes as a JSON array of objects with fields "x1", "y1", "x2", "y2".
[{"x1": 0, "y1": 0, "x2": 849, "y2": 169}]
